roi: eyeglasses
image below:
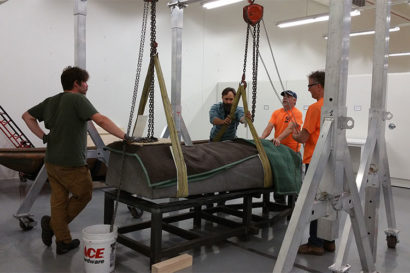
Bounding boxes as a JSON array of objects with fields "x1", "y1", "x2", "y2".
[{"x1": 307, "y1": 83, "x2": 319, "y2": 88}]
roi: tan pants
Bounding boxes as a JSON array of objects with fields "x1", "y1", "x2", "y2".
[{"x1": 45, "y1": 163, "x2": 92, "y2": 243}]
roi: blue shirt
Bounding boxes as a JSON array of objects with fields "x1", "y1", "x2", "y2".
[{"x1": 209, "y1": 102, "x2": 244, "y2": 141}]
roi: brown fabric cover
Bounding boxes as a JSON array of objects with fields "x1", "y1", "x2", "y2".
[{"x1": 106, "y1": 139, "x2": 258, "y2": 184}]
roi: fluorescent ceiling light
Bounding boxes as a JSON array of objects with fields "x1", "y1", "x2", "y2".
[
  {"x1": 323, "y1": 26, "x2": 400, "y2": 39},
  {"x1": 202, "y1": 0, "x2": 243, "y2": 9},
  {"x1": 350, "y1": 26, "x2": 400, "y2": 37},
  {"x1": 277, "y1": 10, "x2": 360, "y2": 28},
  {"x1": 389, "y1": 52, "x2": 410, "y2": 57}
]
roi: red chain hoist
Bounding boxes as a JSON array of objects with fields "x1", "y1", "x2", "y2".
[{"x1": 241, "y1": 0, "x2": 263, "y2": 122}]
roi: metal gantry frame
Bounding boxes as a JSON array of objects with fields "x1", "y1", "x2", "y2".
[
  {"x1": 14, "y1": 0, "x2": 109, "y2": 230},
  {"x1": 330, "y1": 0, "x2": 399, "y2": 271},
  {"x1": 273, "y1": 0, "x2": 398, "y2": 272},
  {"x1": 273, "y1": 0, "x2": 377, "y2": 272}
]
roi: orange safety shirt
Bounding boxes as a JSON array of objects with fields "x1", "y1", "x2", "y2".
[
  {"x1": 302, "y1": 98, "x2": 324, "y2": 164},
  {"x1": 268, "y1": 107, "x2": 303, "y2": 152}
]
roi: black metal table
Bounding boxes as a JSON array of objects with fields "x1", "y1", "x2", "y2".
[{"x1": 104, "y1": 188, "x2": 294, "y2": 265}]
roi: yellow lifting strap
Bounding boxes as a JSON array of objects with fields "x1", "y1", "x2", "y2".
[
  {"x1": 137, "y1": 54, "x2": 189, "y2": 197},
  {"x1": 212, "y1": 84, "x2": 272, "y2": 188}
]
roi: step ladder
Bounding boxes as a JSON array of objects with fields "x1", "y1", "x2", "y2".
[
  {"x1": 0, "y1": 105, "x2": 34, "y2": 148},
  {"x1": 0, "y1": 105, "x2": 35, "y2": 182}
]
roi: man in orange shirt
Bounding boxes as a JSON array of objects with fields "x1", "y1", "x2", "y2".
[
  {"x1": 261, "y1": 90, "x2": 303, "y2": 152},
  {"x1": 291, "y1": 70, "x2": 335, "y2": 256},
  {"x1": 261, "y1": 90, "x2": 303, "y2": 204}
]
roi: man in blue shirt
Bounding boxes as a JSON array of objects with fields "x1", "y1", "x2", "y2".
[{"x1": 209, "y1": 87, "x2": 250, "y2": 141}]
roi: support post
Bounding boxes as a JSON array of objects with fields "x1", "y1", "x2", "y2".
[
  {"x1": 74, "y1": 0, "x2": 110, "y2": 163},
  {"x1": 162, "y1": 1, "x2": 193, "y2": 145}
]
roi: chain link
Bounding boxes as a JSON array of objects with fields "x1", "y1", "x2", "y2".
[
  {"x1": 241, "y1": 24, "x2": 250, "y2": 85},
  {"x1": 147, "y1": 0, "x2": 158, "y2": 139},
  {"x1": 251, "y1": 23, "x2": 260, "y2": 122},
  {"x1": 126, "y1": 2, "x2": 149, "y2": 136}
]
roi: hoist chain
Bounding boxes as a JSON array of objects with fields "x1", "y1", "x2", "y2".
[
  {"x1": 126, "y1": 1, "x2": 149, "y2": 135},
  {"x1": 147, "y1": 73, "x2": 155, "y2": 138},
  {"x1": 150, "y1": 0, "x2": 157, "y2": 57},
  {"x1": 147, "y1": 0, "x2": 158, "y2": 139},
  {"x1": 241, "y1": 24, "x2": 250, "y2": 86},
  {"x1": 241, "y1": 22, "x2": 260, "y2": 122},
  {"x1": 251, "y1": 23, "x2": 260, "y2": 122}
]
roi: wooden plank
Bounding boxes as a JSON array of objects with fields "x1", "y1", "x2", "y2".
[{"x1": 151, "y1": 254, "x2": 192, "y2": 273}]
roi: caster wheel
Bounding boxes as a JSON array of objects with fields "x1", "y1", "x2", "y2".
[
  {"x1": 387, "y1": 235, "x2": 398, "y2": 249},
  {"x1": 19, "y1": 217, "x2": 36, "y2": 231},
  {"x1": 127, "y1": 206, "x2": 143, "y2": 219}
]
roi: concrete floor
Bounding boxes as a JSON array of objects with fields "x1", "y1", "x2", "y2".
[{"x1": 0, "y1": 178, "x2": 409, "y2": 273}]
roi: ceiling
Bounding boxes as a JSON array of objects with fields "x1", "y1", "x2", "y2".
[{"x1": 312, "y1": 0, "x2": 410, "y2": 27}]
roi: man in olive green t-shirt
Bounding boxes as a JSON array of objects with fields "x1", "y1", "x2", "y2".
[{"x1": 22, "y1": 66, "x2": 126, "y2": 255}]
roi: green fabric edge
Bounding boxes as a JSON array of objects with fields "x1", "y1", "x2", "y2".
[
  {"x1": 243, "y1": 138, "x2": 302, "y2": 195},
  {"x1": 105, "y1": 146, "x2": 153, "y2": 186}
]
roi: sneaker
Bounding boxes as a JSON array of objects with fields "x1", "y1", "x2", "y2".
[
  {"x1": 56, "y1": 239, "x2": 80, "y2": 255},
  {"x1": 41, "y1": 216, "x2": 54, "y2": 247},
  {"x1": 297, "y1": 243, "x2": 324, "y2": 256},
  {"x1": 324, "y1": 241, "x2": 336, "y2": 252}
]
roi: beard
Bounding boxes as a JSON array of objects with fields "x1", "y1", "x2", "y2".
[{"x1": 223, "y1": 103, "x2": 232, "y2": 113}]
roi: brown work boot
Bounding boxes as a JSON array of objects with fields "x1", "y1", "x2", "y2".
[
  {"x1": 324, "y1": 241, "x2": 336, "y2": 252},
  {"x1": 41, "y1": 216, "x2": 54, "y2": 247},
  {"x1": 56, "y1": 239, "x2": 80, "y2": 255},
  {"x1": 298, "y1": 243, "x2": 324, "y2": 256}
]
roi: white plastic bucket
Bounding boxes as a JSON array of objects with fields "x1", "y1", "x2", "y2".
[{"x1": 82, "y1": 224, "x2": 117, "y2": 273}]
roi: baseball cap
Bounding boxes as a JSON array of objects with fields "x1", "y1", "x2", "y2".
[{"x1": 280, "y1": 90, "x2": 297, "y2": 99}]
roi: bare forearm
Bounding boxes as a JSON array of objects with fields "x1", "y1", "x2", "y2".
[
  {"x1": 276, "y1": 127, "x2": 292, "y2": 142},
  {"x1": 260, "y1": 123, "x2": 273, "y2": 139},
  {"x1": 92, "y1": 113, "x2": 125, "y2": 139},
  {"x1": 292, "y1": 128, "x2": 309, "y2": 143},
  {"x1": 22, "y1": 112, "x2": 45, "y2": 140},
  {"x1": 212, "y1": 117, "x2": 225, "y2": 126},
  {"x1": 261, "y1": 128, "x2": 271, "y2": 139}
]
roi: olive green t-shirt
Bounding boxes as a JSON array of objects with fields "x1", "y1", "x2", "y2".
[{"x1": 28, "y1": 92, "x2": 98, "y2": 166}]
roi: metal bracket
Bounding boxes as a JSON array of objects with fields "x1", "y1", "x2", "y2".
[
  {"x1": 168, "y1": 0, "x2": 196, "y2": 8},
  {"x1": 328, "y1": 192, "x2": 353, "y2": 212},
  {"x1": 338, "y1": 116, "x2": 354, "y2": 129},
  {"x1": 369, "y1": 163, "x2": 378, "y2": 173},
  {"x1": 74, "y1": 0, "x2": 87, "y2": 15},
  {"x1": 383, "y1": 111, "x2": 393, "y2": 121}
]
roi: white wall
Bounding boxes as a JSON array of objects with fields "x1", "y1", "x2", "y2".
[{"x1": 0, "y1": 0, "x2": 409, "y2": 181}]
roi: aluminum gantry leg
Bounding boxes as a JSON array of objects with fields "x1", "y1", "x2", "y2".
[
  {"x1": 330, "y1": 0, "x2": 399, "y2": 271},
  {"x1": 14, "y1": 0, "x2": 110, "y2": 231},
  {"x1": 160, "y1": 1, "x2": 193, "y2": 146},
  {"x1": 272, "y1": 1, "x2": 376, "y2": 272}
]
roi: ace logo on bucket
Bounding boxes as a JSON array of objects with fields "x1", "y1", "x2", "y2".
[
  {"x1": 82, "y1": 224, "x2": 117, "y2": 273},
  {"x1": 84, "y1": 246, "x2": 105, "y2": 260}
]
